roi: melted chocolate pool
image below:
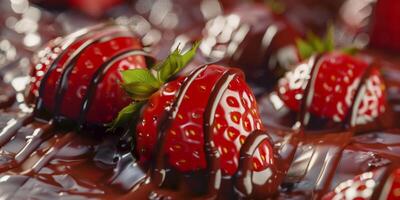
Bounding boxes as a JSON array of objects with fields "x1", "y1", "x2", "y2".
[{"x1": 1, "y1": 49, "x2": 400, "y2": 199}]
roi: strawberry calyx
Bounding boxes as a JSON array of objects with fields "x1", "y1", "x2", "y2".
[
  {"x1": 296, "y1": 26, "x2": 358, "y2": 60},
  {"x1": 108, "y1": 42, "x2": 200, "y2": 131}
]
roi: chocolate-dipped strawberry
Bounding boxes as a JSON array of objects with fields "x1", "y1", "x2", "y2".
[
  {"x1": 27, "y1": 23, "x2": 152, "y2": 128},
  {"x1": 278, "y1": 56, "x2": 386, "y2": 129},
  {"x1": 112, "y1": 43, "x2": 287, "y2": 198},
  {"x1": 259, "y1": 29, "x2": 391, "y2": 132},
  {"x1": 256, "y1": 34, "x2": 396, "y2": 200},
  {"x1": 185, "y1": 3, "x2": 300, "y2": 90}
]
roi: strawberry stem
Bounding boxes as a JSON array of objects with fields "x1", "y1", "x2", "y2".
[{"x1": 108, "y1": 42, "x2": 200, "y2": 131}]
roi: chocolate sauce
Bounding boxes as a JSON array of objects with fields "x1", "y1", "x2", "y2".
[
  {"x1": 3, "y1": 49, "x2": 400, "y2": 199},
  {"x1": 0, "y1": 55, "x2": 400, "y2": 199}
]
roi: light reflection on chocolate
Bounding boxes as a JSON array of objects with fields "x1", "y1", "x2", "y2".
[{"x1": 0, "y1": 1, "x2": 400, "y2": 200}]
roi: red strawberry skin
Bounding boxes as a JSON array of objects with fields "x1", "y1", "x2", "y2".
[
  {"x1": 370, "y1": 0, "x2": 400, "y2": 52},
  {"x1": 28, "y1": 25, "x2": 147, "y2": 124},
  {"x1": 277, "y1": 52, "x2": 386, "y2": 123},
  {"x1": 136, "y1": 65, "x2": 271, "y2": 175}
]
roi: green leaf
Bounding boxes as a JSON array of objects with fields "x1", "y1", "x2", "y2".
[
  {"x1": 156, "y1": 42, "x2": 200, "y2": 82},
  {"x1": 121, "y1": 69, "x2": 161, "y2": 88},
  {"x1": 341, "y1": 46, "x2": 359, "y2": 55},
  {"x1": 122, "y1": 82, "x2": 159, "y2": 101},
  {"x1": 307, "y1": 32, "x2": 325, "y2": 53},
  {"x1": 108, "y1": 102, "x2": 144, "y2": 131},
  {"x1": 296, "y1": 39, "x2": 314, "y2": 60},
  {"x1": 325, "y1": 25, "x2": 335, "y2": 52},
  {"x1": 296, "y1": 25, "x2": 337, "y2": 60}
]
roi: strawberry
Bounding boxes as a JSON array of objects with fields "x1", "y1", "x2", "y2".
[
  {"x1": 322, "y1": 170, "x2": 382, "y2": 200},
  {"x1": 276, "y1": 30, "x2": 386, "y2": 126},
  {"x1": 277, "y1": 52, "x2": 386, "y2": 124},
  {"x1": 111, "y1": 43, "x2": 274, "y2": 176},
  {"x1": 369, "y1": 0, "x2": 400, "y2": 52},
  {"x1": 27, "y1": 24, "x2": 148, "y2": 125}
]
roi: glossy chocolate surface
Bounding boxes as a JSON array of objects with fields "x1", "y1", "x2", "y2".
[
  {"x1": 0, "y1": 48, "x2": 399, "y2": 200},
  {"x1": 0, "y1": 1, "x2": 400, "y2": 200}
]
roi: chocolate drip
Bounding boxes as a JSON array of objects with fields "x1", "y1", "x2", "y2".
[
  {"x1": 234, "y1": 130, "x2": 282, "y2": 198},
  {"x1": 77, "y1": 49, "x2": 154, "y2": 129},
  {"x1": 202, "y1": 68, "x2": 241, "y2": 195},
  {"x1": 345, "y1": 63, "x2": 375, "y2": 128},
  {"x1": 297, "y1": 54, "x2": 322, "y2": 129},
  {"x1": 151, "y1": 65, "x2": 208, "y2": 186}
]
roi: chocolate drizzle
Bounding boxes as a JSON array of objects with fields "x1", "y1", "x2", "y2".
[
  {"x1": 345, "y1": 62, "x2": 375, "y2": 129},
  {"x1": 77, "y1": 49, "x2": 154, "y2": 129},
  {"x1": 297, "y1": 54, "x2": 322, "y2": 129},
  {"x1": 151, "y1": 65, "x2": 208, "y2": 186},
  {"x1": 202, "y1": 68, "x2": 242, "y2": 195},
  {"x1": 234, "y1": 130, "x2": 277, "y2": 198},
  {"x1": 52, "y1": 33, "x2": 132, "y2": 124},
  {"x1": 34, "y1": 23, "x2": 114, "y2": 116}
]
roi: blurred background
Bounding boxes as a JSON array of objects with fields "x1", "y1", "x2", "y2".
[{"x1": 0, "y1": 0, "x2": 396, "y2": 91}]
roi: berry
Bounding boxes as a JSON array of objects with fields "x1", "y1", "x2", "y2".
[
  {"x1": 277, "y1": 52, "x2": 386, "y2": 125},
  {"x1": 28, "y1": 24, "x2": 148, "y2": 125},
  {"x1": 136, "y1": 65, "x2": 269, "y2": 175},
  {"x1": 112, "y1": 43, "x2": 275, "y2": 175}
]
